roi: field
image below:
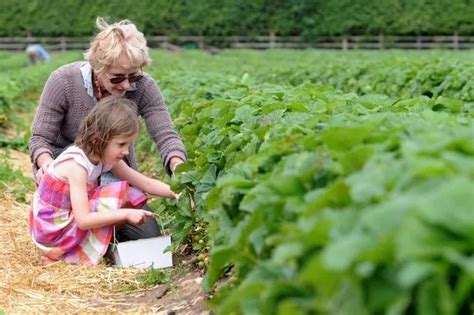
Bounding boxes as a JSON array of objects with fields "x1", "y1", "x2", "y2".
[{"x1": 0, "y1": 49, "x2": 473, "y2": 314}]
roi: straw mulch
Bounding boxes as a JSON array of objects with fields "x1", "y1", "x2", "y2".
[{"x1": 0, "y1": 151, "x2": 166, "y2": 314}]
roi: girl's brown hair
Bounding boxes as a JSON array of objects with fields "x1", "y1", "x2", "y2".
[{"x1": 75, "y1": 96, "x2": 139, "y2": 161}]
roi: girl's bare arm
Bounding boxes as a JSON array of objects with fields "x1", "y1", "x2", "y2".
[
  {"x1": 64, "y1": 160, "x2": 154, "y2": 229},
  {"x1": 111, "y1": 160, "x2": 178, "y2": 198}
]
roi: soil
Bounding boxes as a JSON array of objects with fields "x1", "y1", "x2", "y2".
[
  {"x1": 112, "y1": 270, "x2": 208, "y2": 314},
  {"x1": 0, "y1": 148, "x2": 209, "y2": 314}
]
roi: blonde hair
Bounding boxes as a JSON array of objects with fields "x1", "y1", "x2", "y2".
[
  {"x1": 84, "y1": 17, "x2": 151, "y2": 74},
  {"x1": 75, "y1": 96, "x2": 140, "y2": 161}
]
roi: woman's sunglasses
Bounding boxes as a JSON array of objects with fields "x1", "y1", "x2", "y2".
[{"x1": 105, "y1": 71, "x2": 144, "y2": 84}]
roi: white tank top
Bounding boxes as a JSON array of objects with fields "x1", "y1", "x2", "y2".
[{"x1": 48, "y1": 146, "x2": 113, "y2": 182}]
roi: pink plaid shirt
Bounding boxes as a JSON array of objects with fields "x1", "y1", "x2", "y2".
[{"x1": 29, "y1": 150, "x2": 147, "y2": 265}]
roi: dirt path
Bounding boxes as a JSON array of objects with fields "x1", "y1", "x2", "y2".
[{"x1": 0, "y1": 149, "x2": 208, "y2": 314}]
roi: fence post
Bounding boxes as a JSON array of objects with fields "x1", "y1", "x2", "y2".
[
  {"x1": 416, "y1": 35, "x2": 422, "y2": 49},
  {"x1": 198, "y1": 36, "x2": 204, "y2": 49},
  {"x1": 342, "y1": 37, "x2": 348, "y2": 50},
  {"x1": 378, "y1": 32, "x2": 384, "y2": 49},
  {"x1": 453, "y1": 32, "x2": 459, "y2": 49},
  {"x1": 60, "y1": 36, "x2": 66, "y2": 51},
  {"x1": 26, "y1": 35, "x2": 33, "y2": 50},
  {"x1": 234, "y1": 36, "x2": 240, "y2": 48},
  {"x1": 270, "y1": 31, "x2": 275, "y2": 49}
]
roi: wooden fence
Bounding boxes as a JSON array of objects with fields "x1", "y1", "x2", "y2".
[{"x1": 1, "y1": 34, "x2": 473, "y2": 51}]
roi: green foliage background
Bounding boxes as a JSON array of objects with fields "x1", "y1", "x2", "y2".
[
  {"x1": 142, "y1": 50, "x2": 474, "y2": 314},
  {"x1": 0, "y1": 0, "x2": 473, "y2": 37}
]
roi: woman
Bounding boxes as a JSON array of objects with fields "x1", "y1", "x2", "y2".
[{"x1": 29, "y1": 17, "x2": 187, "y2": 241}]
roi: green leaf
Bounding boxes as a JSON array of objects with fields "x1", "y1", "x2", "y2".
[
  {"x1": 416, "y1": 177, "x2": 474, "y2": 239},
  {"x1": 386, "y1": 293, "x2": 411, "y2": 315},
  {"x1": 328, "y1": 279, "x2": 368, "y2": 315},
  {"x1": 321, "y1": 126, "x2": 372, "y2": 151},
  {"x1": 345, "y1": 155, "x2": 397, "y2": 204},
  {"x1": 338, "y1": 145, "x2": 374, "y2": 174},
  {"x1": 216, "y1": 282, "x2": 266, "y2": 315},
  {"x1": 322, "y1": 234, "x2": 370, "y2": 271},
  {"x1": 176, "y1": 193, "x2": 193, "y2": 218},
  {"x1": 203, "y1": 245, "x2": 236, "y2": 292},
  {"x1": 396, "y1": 215, "x2": 463, "y2": 261},
  {"x1": 179, "y1": 169, "x2": 198, "y2": 184},
  {"x1": 267, "y1": 174, "x2": 305, "y2": 196},
  {"x1": 271, "y1": 242, "x2": 304, "y2": 265},
  {"x1": 303, "y1": 180, "x2": 352, "y2": 215},
  {"x1": 277, "y1": 299, "x2": 310, "y2": 315},
  {"x1": 233, "y1": 105, "x2": 257, "y2": 125},
  {"x1": 397, "y1": 261, "x2": 434, "y2": 288},
  {"x1": 299, "y1": 254, "x2": 342, "y2": 298},
  {"x1": 217, "y1": 174, "x2": 254, "y2": 190},
  {"x1": 417, "y1": 280, "x2": 440, "y2": 315}
]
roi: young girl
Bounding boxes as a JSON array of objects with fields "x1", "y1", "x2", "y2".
[{"x1": 29, "y1": 96, "x2": 179, "y2": 265}]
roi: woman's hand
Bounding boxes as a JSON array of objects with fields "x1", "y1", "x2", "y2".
[
  {"x1": 35, "y1": 153, "x2": 53, "y2": 185},
  {"x1": 123, "y1": 209, "x2": 156, "y2": 226},
  {"x1": 169, "y1": 157, "x2": 184, "y2": 173}
]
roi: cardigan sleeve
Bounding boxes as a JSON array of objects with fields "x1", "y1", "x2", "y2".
[
  {"x1": 29, "y1": 68, "x2": 68, "y2": 173},
  {"x1": 137, "y1": 76, "x2": 187, "y2": 175}
]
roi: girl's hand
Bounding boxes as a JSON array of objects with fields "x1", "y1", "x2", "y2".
[{"x1": 124, "y1": 209, "x2": 156, "y2": 226}]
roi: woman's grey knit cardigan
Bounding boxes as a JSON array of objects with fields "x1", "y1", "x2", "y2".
[{"x1": 29, "y1": 61, "x2": 187, "y2": 176}]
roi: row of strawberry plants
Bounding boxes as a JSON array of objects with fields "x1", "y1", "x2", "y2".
[
  {"x1": 143, "y1": 50, "x2": 473, "y2": 314},
  {"x1": 0, "y1": 52, "x2": 81, "y2": 130},
  {"x1": 185, "y1": 87, "x2": 472, "y2": 314},
  {"x1": 0, "y1": 51, "x2": 30, "y2": 71},
  {"x1": 150, "y1": 50, "x2": 474, "y2": 103}
]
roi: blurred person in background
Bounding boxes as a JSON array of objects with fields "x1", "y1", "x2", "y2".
[
  {"x1": 26, "y1": 44, "x2": 51, "y2": 64},
  {"x1": 29, "y1": 17, "x2": 187, "y2": 243}
]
